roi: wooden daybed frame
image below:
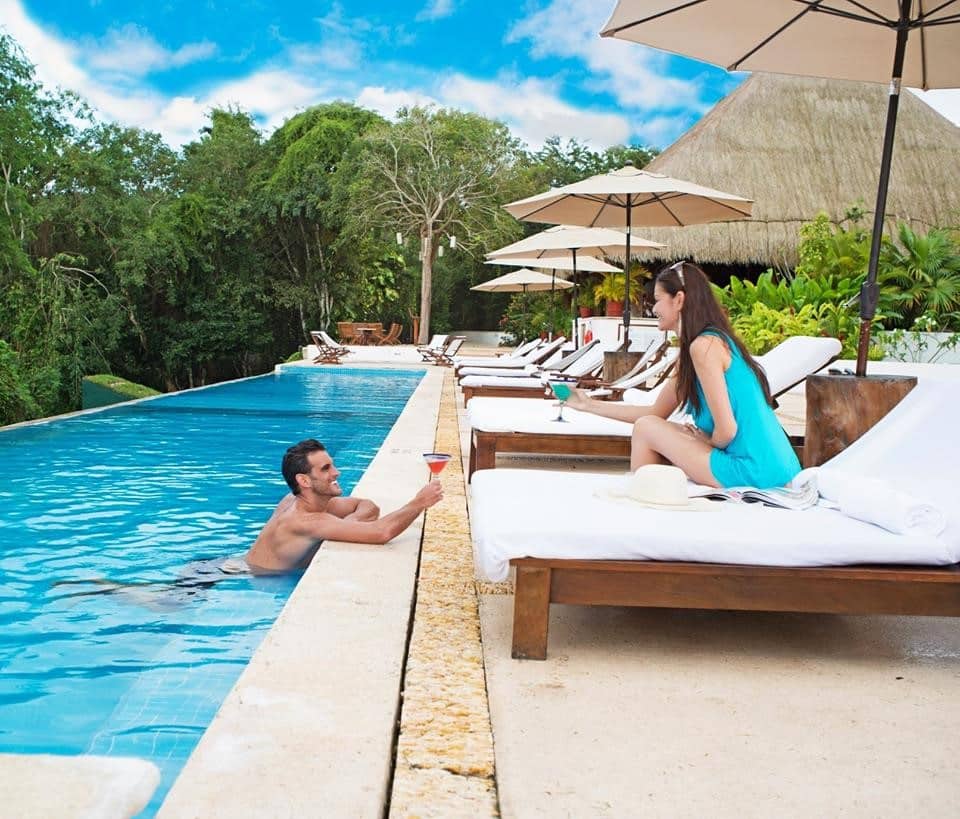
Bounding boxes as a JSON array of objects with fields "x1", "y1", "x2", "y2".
[
  {"x1": 462, "y1": 384, "x2": 553, "y2": 406},
  {"x1": 469, "y1": 427, "x2": 630, "y2": 479},
  {"x1": 509, "y1": 557, "x2": 960, "y2": 660}
]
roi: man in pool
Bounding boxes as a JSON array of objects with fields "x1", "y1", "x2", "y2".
[
  {"x1": 244, "y1": 438, "x2": 443, "y2": 573},
  {"x1": 55, "y1": 439, "x2": 443, "y2": 603}
]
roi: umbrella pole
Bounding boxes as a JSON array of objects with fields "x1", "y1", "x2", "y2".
[
  {"x1": 855, "y1": 6, "x2": 911, "y2": 377},
  {"x1": 550, "y1": 268, "x2": 557, "y2": 340},
  {"x1": 622, "y1": 195, "x2": 632, "y2": 351},
  {"x1": 572, "y1": 248, "x2": 579, "y2": 349}
]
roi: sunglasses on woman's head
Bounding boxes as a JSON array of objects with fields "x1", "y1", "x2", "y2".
[{"x1": 670, "y1": 261, "x2": 685, "y2": 286}]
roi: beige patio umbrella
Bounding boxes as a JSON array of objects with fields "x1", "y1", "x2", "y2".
[
  {"x1": 483, "y1": 256, "x2": 619, "y2": 273},
  {"x1": 472, "y1": 268, "x2": 573, "y2": 336},
  {"x1": 471, "y1": 268, "x2": 573, "y2": 293},
  {"x1": 485, "y1": 254, "x2": 619, "y2": 338},
  {"x1": 486, "y1": 224, "x2": 662, "y2": 260},
  {"x1": 504, "y1": 166, "x2": 752, "y2": 344},
  {"x1": 486, "y1": 226, "x2": 657, "y2": 345},
  {"x1": 600, "y1": 0, "x2": 960, "y2": 374}
]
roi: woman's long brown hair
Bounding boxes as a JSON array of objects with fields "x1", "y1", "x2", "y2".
[{"x1": 658, "y1": 261, "x2": 773, "y2": 413}]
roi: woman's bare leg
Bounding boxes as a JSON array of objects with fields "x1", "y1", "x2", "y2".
[{"x1": 630, "y1": 416, "x2": 720, "y2": 486}]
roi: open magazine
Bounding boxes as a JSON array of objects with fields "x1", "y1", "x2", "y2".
[{"x1": 687, "y1": 475, "x2": 819, "y2": 510}]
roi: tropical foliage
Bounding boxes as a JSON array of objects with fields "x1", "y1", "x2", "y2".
[{"x1": 716, "y1": 211, "x2": 960, "y2": 359}]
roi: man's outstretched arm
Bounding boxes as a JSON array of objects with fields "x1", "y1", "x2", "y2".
[{"x1": 300, "y1": 483, "x2": 442, "y2": 546}]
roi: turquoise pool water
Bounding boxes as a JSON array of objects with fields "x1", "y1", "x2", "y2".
[{"x1": 0, "y1": 366, "x2": 424, "y2": 815}]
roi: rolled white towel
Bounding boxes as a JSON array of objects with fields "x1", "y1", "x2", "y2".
[{"x1": 837, "y1": 478, "x2": 947, "y2": 537}]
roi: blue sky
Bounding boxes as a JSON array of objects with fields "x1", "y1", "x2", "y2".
[{"x1": 3, "y1": 0, "x2": 958, "y2": 153}]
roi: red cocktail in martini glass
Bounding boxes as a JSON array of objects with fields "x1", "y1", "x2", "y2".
[{"x1": 423, "y1": 452, "x2": 452, "y2": 480}]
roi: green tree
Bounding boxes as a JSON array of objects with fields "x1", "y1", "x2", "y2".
[
  {"x1": 260, "y1": 102, "x2": 388, "y2": 337},
  {"x1": 346, "y1": 106, "x2": 524, "y2": 343}
]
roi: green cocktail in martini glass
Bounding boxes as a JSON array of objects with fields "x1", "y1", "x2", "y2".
[{"x1": 549, "y1": 381, "x2": 572, "y2": 422}]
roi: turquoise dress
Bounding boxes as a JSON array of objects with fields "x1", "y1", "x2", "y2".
[{"x1": 687, "y1": 330, "x2": 800, "y2": 489}]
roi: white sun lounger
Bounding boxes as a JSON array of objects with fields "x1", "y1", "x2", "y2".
[
  {"x1": 451, "y1": 338, "x2": 543, "y2": 370},
  {"x1": 457, "y1": 339, "x2": 597, "y2": 380},
  {"x1": 466, "y1": 336, "x2": 842, "y2": 476},
  {"x1": 453, "y1": 337, "x2": 567, "y2": 372},
  {"x1": 460, "y1": 342, "x2": 606, "y2": 405},
  {"x1": 620, "y1": 335, "x2": 841, "y2": 404},
  {"x1": 470, "y1": 378, "x2": 960, "y2": 658}
]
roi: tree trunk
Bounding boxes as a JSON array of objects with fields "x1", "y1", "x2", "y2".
[{"x1": 418, "y1": 229, "x2": 434, "y2": 345}]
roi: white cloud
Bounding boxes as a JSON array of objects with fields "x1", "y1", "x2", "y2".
[
  {"x1": 0, "y1": 0, "x2": 690, "y2": 153},
  {"x1": 1, "y1": 0, "x2": 89, "y2": 92},
  {"x1": 1, "y1": 0, "x2": 328, "y2": 147},
  {"x1": 416, "y1": 0, "x2": 456, "y2": 22},
  {"x1": 86, "y1": 24, "x2": 216, "y2": 76},
  {"x1": 437, "y1": 73, "x2": 629, "y2": 149},
  {"x1": 288, "y1": 40, "x2": 362, "y2": 71},
  {"x1": 355, "y1": 86, "x2": 441, "y2": 119},
  {"x1": 508, "y1": 0, "x2": 705, "y2": 111}
]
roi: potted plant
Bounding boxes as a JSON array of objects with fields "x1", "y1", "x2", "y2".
[
  {"x1": 576, "y1": 289, "x2": 595, "y2": 318},
  {"x1": 593, "y1": 266, "x2": 649, "y2": 317}
]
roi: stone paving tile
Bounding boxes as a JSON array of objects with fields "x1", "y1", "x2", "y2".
[{"x1": 389, "y1": 369, "x2": 498, "y2": 818}]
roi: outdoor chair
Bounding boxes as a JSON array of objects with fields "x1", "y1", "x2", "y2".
[
  {"x1": 456, "y1": 339, "x2": 594, "y2": 380},
  {"x1": 454, "y1": 337, "x2": 567, "y2": 376},
  {"x1": 433, "y1": 336, "x2": 466, "y2": 366},
  {"x1": 309, "y1": 330, "x2": 348, "y2": 364},
  {"x1": 465, "y1": 336, "x2": 842, "y2": 479},
  {"x1": 584, "y1": 338, "x2": 673, "y2": 398},
  {"x1": 451, "y1": 338, "x2": 543, "y2": 370},
  {"x1": 459, "y1": 341, "x2": 605, "y2": 405},
  {"x1": 469, "y1": 376, "x2": 960, "y2": 659},
  {"x1": 336, "y1": 321, "x2": 360, "y2": 345},
  {"x1": 417, "y1": 334, "x2": 449, "y2": 361},
  {"x1": 378, "y1": 322, "x2": 402, "y2": 345},
  {"x1": 317, "y1": 330, "x2": 352, "y2": 356}
]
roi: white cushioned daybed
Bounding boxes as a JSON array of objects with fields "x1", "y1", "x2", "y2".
[{"x1": 470, "y1": 378, "x2": 960, "y2": 658}]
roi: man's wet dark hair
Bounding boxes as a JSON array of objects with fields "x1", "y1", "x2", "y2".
[{"x1": 282, "y1": 439, "x2": 327, "y2": 494}]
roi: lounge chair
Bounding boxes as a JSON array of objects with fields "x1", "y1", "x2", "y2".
[
  {"x1": 586, "y1": 338, "x2": 674, "y2": 399},
  {"x1": 317, "y1": 330, "x2": 353, "y2": 356},
  {"x1": 456, "y1": 338, "x2": 607, "y2": 381},
  {"x1": 620, "y1": 335, "x2": 840, "y2": 405},
  {"x1": 469, "y1": 377, "x2": 960, "y2": 659},
  {"x1": 433, "y1": 336, "x2": 466, "y2": 366},
  {"x1": 309, "y1": 330, "x2": 349, "y2": 364},
  {"x1": 466, "y1": 336, "x2": 842, "y2": 478},
  {"x1": 452, "y1": 338, "x2": 542, "y2": 370},
  {"x1": 460, "y1": 341, "x2": 606, "y2": 405},
  {"x1": 453, "y1": 338, "x2": 566, "y2": 373},
  {"x1": 417, "y1": 334, "x2": 449, "y2": 362}
]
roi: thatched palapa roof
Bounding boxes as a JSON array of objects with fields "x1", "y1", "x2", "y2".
[{"x1": 639, "y1": 73, "x2": 960, "y2": 268}]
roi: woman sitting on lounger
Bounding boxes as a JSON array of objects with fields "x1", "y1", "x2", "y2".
[{"x1": 563, "y1": 261, "x2": 800, "y2": 489}]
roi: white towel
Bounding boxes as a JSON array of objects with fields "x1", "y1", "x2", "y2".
[{"x1": 836, "y1": 478, "x2": 947, "y2": 537}]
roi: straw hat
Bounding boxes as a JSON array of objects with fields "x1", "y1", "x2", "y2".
[{"x1": 600, "y1": 464, "x2": 716, "y2": 511}]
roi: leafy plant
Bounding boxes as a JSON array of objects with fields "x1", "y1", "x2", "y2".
[
  {"x1": 593, "y1": 267, "x2": 649, "y2": 305},
  {"x1": 880, "y1": 224, "x2": 960, "y2": 329},
  {"x1": 731, "y1": 303, "x2": 822, "y2": 355}
]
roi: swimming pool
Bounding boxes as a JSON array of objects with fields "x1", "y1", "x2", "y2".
[{"x1": 0, "y1": 366, "x2": 424, "y2": 815}]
